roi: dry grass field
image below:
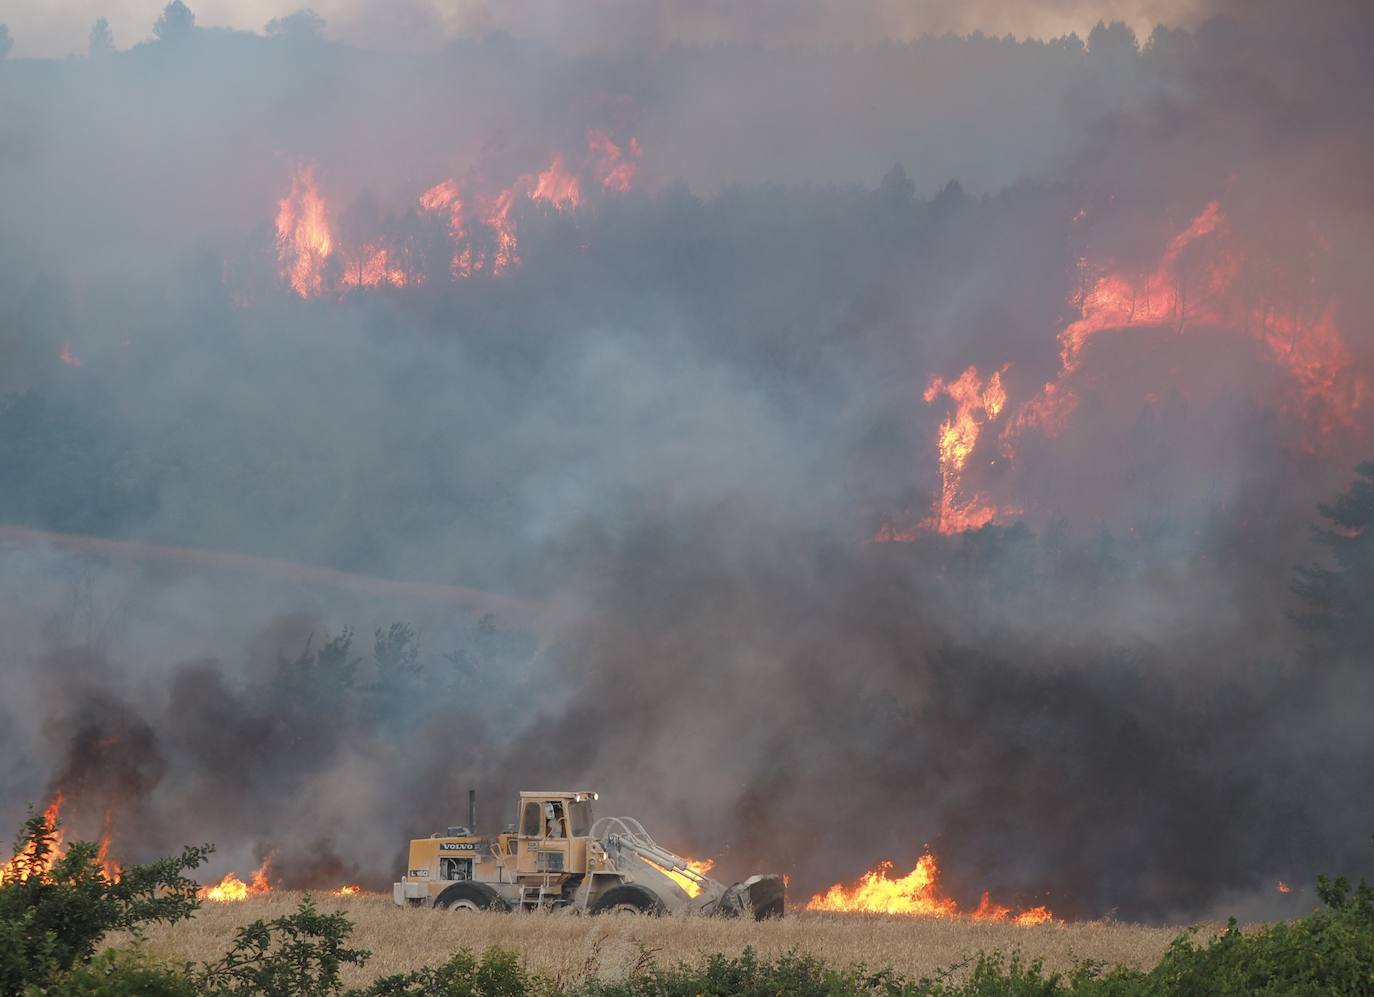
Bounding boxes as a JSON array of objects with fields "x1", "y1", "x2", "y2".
[{"x1": 110, "y1": 892, "x2": 1214, "y2": 989}]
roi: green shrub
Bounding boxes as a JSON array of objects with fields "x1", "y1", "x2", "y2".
[
  {"x1": 30, "y1": 948, "x2": 198, "y2": 997},
  {"x1": 350, "y1": 947, "x2": 527, "y2": 997},
  {"x1": 199, "y1": 897, "x2": 370, "y2": 997},
  {"x1": 0, "y1": 806, "x2": 209, "y2": 994},
  {"x1": 1121, "y1": 870, "x2": 1374, "y2": 995}
]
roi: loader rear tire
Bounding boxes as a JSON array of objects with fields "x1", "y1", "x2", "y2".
[
  {"x1": 435, "y1": 882, "x2": 509, "y2": 912},
  {"x1": 590, "y1": 884, "x2": 665, "y2": 916}
]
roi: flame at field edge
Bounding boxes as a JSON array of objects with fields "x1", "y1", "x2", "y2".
[
  {"x1": 805, "y1": 850, "x2": 1057, "y2": 925},
  {"x1": 200, "y1": 855, "x2": 274, "y2": 902}
]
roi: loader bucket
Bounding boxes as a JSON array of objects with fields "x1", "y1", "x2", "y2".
[{"x1": 719, "y1": 873, "x2": 786, "y2": 919}]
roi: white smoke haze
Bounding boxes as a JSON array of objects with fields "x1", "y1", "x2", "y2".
[{"x1": 0, "y1": 0, "x2": 1372, "y2": 923}]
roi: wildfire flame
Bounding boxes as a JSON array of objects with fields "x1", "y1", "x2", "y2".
[
  {"x1": 332, "y1": 884, "x2": 362, "y2": 896},
  {"x1": 919, "y1": 365, "x2": 1008, "y2": 535},
  {"x1": 0, "y1": 793, "x2": 65, "y2": 884},
  {"x1": 645, "y1": 855, "x2": 715, "y2": 898},
  {"x1": 275, "y1": 129, "x2": 639, "y2": 297},
  {"x1": 0, "y1": 792, "x2": 121, "y2": 885},
  {"x1": 806, "y1": 850, "x2": 1055, "y2": 925},
  {"x1": 1016, "y1": 199, "x2": 1357, "y2": 442},
  {"x1": 880, "y1": 198, "x2": 1361, "y2": 539},
  {"x1": 587, "y1": 130, "x2": 640, "y2": 193},
  {"x1": 340, "y1": 244, "x2": 409, "y2": 290},
  {"x1": 1278, "y1": 881, "x2": 1292, "y2": 894},
  {"x1": 60, "y1": 343, "x2": 82, "y2": 367},
  {"x1": 95, "y1": 809, "x2": 121, "y2": 881},
  {"x1": 275, "y1": 165, "x2": 333, "y2": 298},
  {"x1": 200, "y1": 855, "x2": 273, "y2": 902}
]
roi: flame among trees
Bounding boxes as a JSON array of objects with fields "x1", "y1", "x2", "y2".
[
  {"x1": 273, "y1": 129, "x2": 639, "y2": 297},
  {"x1": 1, "y1": 792, "x2": 120, "y2": 885}
]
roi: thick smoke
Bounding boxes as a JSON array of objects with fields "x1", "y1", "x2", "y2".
[{"x1": 1, "y1": 0, "x2": 1372, "y2": 922}]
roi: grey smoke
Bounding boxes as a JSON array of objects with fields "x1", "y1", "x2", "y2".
[{"x1": 0, "y1": 0, "x2": 1372, "y2": 922}]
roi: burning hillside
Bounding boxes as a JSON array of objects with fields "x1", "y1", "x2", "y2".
[
  {"x1": 879, "y1": 199, "x2": 1365, "y2": 540},
  {"x1": 3, "y1": 0, "x2": 1374, "y2": 927}
]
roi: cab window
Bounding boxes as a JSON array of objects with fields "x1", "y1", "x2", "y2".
[
  {"x1": 521, "y1": 801, "x2": 542, "y2": 837},
  {"x1": 569, "y1": 800, "x2": 593, "y2": 837}
]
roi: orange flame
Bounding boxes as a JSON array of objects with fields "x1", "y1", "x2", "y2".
[
  {"x1": 483, "y1": 187, "x2": 522, "y2": 275},
  {"x1": 913, "y1": 365, "x2": 1008, "y2": 536},
  {"x1": 96, "y1": 809, "x2": 121, "y2": 882},
  {"x1": 340, "y1": 244, "x2": 409, "y2": 289},
  {"x1": 332, "y1": 884, "x2": 362, "y2": 896},
  {"x1": 530, "y1": 154, "x2": 581, "y2": 210},
  {"x1": 284, "y1": 129, "x2": 639, "y2": 294},
  {"x1": 0, "y1": 793, "x2": 125, "y2": 885},
  {"x1": 60, "y1": 343, "x2": 82, "y2": 367},
  {"x1": 883, "y1": 199, "x2": 1362, "y2": 538},
  {"x1": 275, "y1": 165, "x2": 333, "y2": 298},
  {"x1": 1015, "y1": 200, "x2": 1358, "y2": 442},
  {"x1": 586, "y1": 130, "x2": 640, "y2": 192},
  {"x1": 0, "y1": 792, "x2": 66, "y2": 884},
  {"x1": 644, "y1": 854, "x2": 715, "y2": 898},
  {"x1": 806, "y1": 850, "x2": 1055, "y2": 925},
  {"x1": 201, "y1": 855, "x2": 273, "y2": 902},
  {"x1": 1277, "y1": 881, "x2": 1292, "y2": 894}
]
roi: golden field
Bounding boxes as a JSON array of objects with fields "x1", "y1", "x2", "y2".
[{"x1": 110, "y1": 892, "x2": 1214, "y2": 989}]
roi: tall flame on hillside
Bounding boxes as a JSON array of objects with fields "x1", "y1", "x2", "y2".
[
  {"x1": 880, "y1": 199, "x2": 1362, "y2": 538},
  {"x1": 1014, "y1": 199, "x2": 1356, "y2": 441},
  {"x1": 807, "y1": 850, "x2": 1054, "y2": 925},
  {"x1": 275, "y1": 166, "x2": 333, "y2": 298},
  {"x1": 919, "y1": 365, "x2": 1009, "y2": 535}
]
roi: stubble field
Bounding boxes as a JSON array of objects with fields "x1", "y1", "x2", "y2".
[{"x1": 113, "y1": 892, "x2": 1209, "y2": 989}]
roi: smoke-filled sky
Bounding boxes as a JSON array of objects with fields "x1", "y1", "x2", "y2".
[
  {"x1": 1, "y1": 0, "x2": 1372, "y2": 924},
  {"x1": 9, "y1": 0, "x2": 1215, "y2": 58}
]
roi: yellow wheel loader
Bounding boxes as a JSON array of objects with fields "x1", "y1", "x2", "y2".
[{"x1": 393, "y1": 790, "x2": 784, "y2": 918}]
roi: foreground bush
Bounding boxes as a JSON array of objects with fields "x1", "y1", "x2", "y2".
[{"x1": 0, "y1": 808, "x2": 209, "y2": 994}]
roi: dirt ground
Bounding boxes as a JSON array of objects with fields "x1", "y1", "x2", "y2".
[{"x1": 111, "y1": 892, "x2": 1216, "y2": 988}]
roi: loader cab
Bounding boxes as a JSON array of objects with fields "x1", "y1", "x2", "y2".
[{"x1": 514, "y1": 791, "x2": 597, "y2": 878}]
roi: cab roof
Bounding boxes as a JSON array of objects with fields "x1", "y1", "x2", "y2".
[{"x1": 518, "y1": 790, "x2": 598, "y2": 799}]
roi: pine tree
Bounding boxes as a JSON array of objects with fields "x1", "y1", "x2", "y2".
[{"x1": 1293, "y1": 461, "x2": 1374, "y2": 655}]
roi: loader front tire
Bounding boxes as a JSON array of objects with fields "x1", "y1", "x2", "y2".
[
  {"x1": 590, "y1": 884, "x2": 665, "y2": 916},
  {"x1": 435, "y1": 882, "x2": 509, "y2": 912}
]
